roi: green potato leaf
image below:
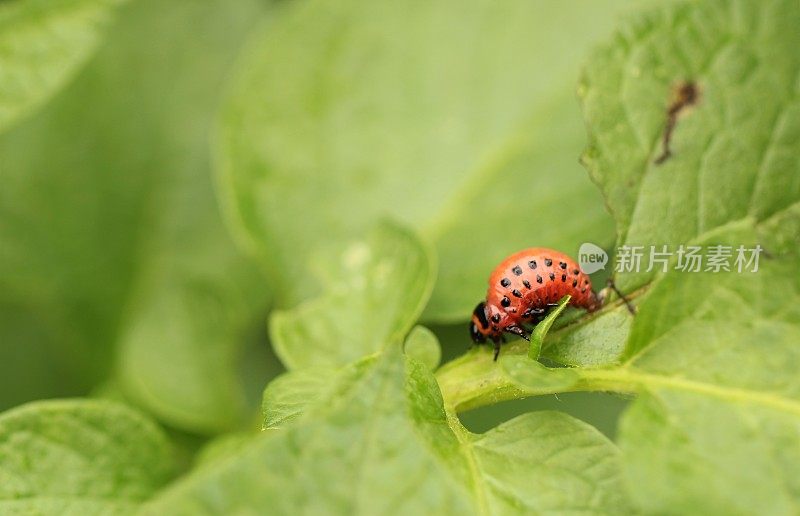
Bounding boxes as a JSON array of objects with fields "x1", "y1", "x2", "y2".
[
  {"x1": 262, "y1": 326, "x2": 442, "y2": 431},
  {"x1": 574, "y1": 1, "x2": 800, "y2": 507},
  {"x1": 270, "y1": 222, "x2": 435, "y2": 370},
  {"x1": 0, "y1": 400, "x2": 174, "y2": 515},
  {"x1": 261, "y1": 365, "x2": 339, "y2": 430},
  {"x1": 572, "y1": 0, "x2": 800, "y2": 507},
  {"x1": 403, "y1": 325, "x2": 442, "y2": 370},
  {"x1": 0, "y1": 0, "x2": 127, "y2": 133},
  {"x1": 542, "y1": 303, "x2": 635, "y2": 367},
  {"x1": 622, "y1": 391, "x2": 800, "y2": 515},
  {"x1": 470, "y1": 410, "x2": 630, "y2": 514},
  {"x1": 147, "y1": 350, "x2": 629, "y2": 515},
  {"x1": 543, "y1": 0, "x2": 800, "y2": 365},
  {"x1": 612, "y1": 227, "x2": 800, "y2": 512},
  {"x1": 580, "y1": 0, "x2": 800, "y2": 291}
]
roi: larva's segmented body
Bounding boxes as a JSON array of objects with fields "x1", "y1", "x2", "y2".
[{"x1": 469, "y1": 248, "x2": 600, "y2": 359}]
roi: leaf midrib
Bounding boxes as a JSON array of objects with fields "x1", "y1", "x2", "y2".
[
  {"x1": 445, "y1": 412, "x2": 491, "y2": 516},
  {"x1": 580, "y1": 367, "x2": 800, "y2": 416}
]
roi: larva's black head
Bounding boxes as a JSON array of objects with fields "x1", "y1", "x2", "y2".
[
  {"x1": 469, "y1": 321, "x2": 485, "y2": 343},
  {"x1": 470, "y1": 302, "x2": 489, "y2": 343}
]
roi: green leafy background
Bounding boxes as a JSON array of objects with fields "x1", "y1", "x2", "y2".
[{"x1": 1, "y1": 0, "x2": 798, "y2": 514}]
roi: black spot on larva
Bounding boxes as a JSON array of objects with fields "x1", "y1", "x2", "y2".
[
  {"x1": 561, "y1": 274, "x2": 567, "y2": 282},
  {"x1": 512, "y1": 289, "x2": 523, "y2": 298},
  {"x1": 491, "y1": 314, "x2": 501, "y2": 323},
  {"x1": 512, "y1": 265, "x2": 522, "y2": 276},
  {"x1": 528, "y1": 260, "x2": 537, "y2": 269},
  {"x1": 584, "y1": 279, "x2": 590, "y2": 285},
  {"x1": 581, "y1": 288, "x2": 587, "y2": 293},
  {"x1": 500, "y1": 278, "x2": 511, "y2": 287},
  {"x1": 549, "y1": 273, "x2": 555, "y2": 281},
  {"x1": 522, "y1": 279, "x2": 531, "y2": 289},
  {"x1": 572, "y1": 280, "x2": 578, "y2": 287},
  {"x1": 545, "y1": 258, "x2": 553, "y2": 266},
  {"x1": 536, "y1": 275, "x2": 543, "y2": 284},
  {"x1": 573, "y1": 269, "x2": 580, "y2": 275},
  {"x1": 559, "y1": 262, "x2": 567, "y2": 270},
  {"x1": 501, "y1": 296, "x2": 511, "y2": 307}
]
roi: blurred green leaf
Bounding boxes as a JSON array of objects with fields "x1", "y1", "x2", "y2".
[
  {"x1": 0, "y1": 399, "x2": 174, "y2": 514},
  {"x1": 217, "y1": 0, "x2": 653, "y2": 321},
  {"x1": 110, "y1": 0, "x2": 274, "y2": 434},
  {"x1": 404, "y1": 325, "x2": 441, "y2": 370},
  {"x1": 147, "y1": 350, "x2": 629, "y2": 514},
  {"x1": 580, "y1": 0, "x2": 800, "y2": 291},
  {"x1": 0, "y1": 0, "x2": 126, "y2": 133},
  {"x1": 270, "y1": 222, "x2": 435, "y2": 370},
  {"x1": 193, "y1": 432, "x2": 259, "y2": 471},
  {"x1": 0, "y1": 0, "x2": 272, "y2": 433}
]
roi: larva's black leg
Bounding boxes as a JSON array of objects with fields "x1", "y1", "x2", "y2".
[
  {"x1": 493, "y1": 339, "x2": 501, "y2": 362},
  {"x1": 605, "y1": 278, "x2": 636, "y2": 315},
  {"x1": 504, "y1": 325, "x2": 530, "y2": 341},
  {"x1": 522, "y1": 307, "x2": 545, "y2": 319}
]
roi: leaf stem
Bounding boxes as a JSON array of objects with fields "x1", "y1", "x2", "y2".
[{"x1": 436, "y1": 348, "x2": 638, "y2": 413}]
